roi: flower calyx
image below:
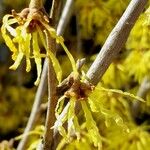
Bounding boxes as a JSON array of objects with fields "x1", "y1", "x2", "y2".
[
  {"x1": 11, "y1": 7, "x2": 50, "y2": 32},
  {"x1": 57, "y1": 73, "x2": 95, "y2": 101}
]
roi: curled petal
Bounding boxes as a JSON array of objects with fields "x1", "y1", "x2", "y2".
[
  {"x1": 55, "y1": 96, "x2": 66, "y2": 118},
  {"x1": 22, "y1": 28, "x2": 31, "y2": 72},
  {"x1": 2, "y1": 15, "x2": 17, "y2": 37},
  {"x1": 67, "y1": 98, "x2": 76, "y2": 137},
  {"x1": 36, "y1": 25, "x2": 47, "y2": 49},
  {"x1": 41, "y1": 22, "x2": 78, "y2": 74},
  {"x1": 32, "y1": 32, "x2": 42, "y2": 85},
  {"x1": 6, "y1": 25, "x2": 17, "y2": 37},
  {"x1": 1, "y1": 25, "x2": 18, "y2": 60},
  {"x1": 47, "y1": 50, "x2": 62, "y2": 83},
  {"x1": 60, "y1": 41, "x2": 78, "y2": 74},
  {"x1": 26, "y1": 58, "x2": 31, "y2": 72},
  {"x1": 52, "y1": 103, "x2": 70, "y2": 140},
  {"x1": 34, "y1": 57, "x2": 41, "y2": 86},
  {"x1": 9, "y1": 50, "x2": 24, "y2": 70},
  {"x1": 2, "y1": 15, "x2": 17, "y2": 25},
  {"x1": 39, "y1": 28, "x2": 62, "y2": 83},
  {"x1": 81, "y1": 101, "x2": 102, "y2": 148},
  {"x1": 10, "y1": 33, "x2": 24, "y2": 70},
  {"x1": 74, "y1": 116, "x2": 81, "y2": 140}
]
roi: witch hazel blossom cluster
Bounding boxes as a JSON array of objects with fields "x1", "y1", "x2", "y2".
[{"x1": 1, "y1": 7, "x2": 66, "y2": 85}]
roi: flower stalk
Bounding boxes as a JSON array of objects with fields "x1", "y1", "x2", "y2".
[
  {"x1": 43, "y1": 29, "x2": 57, "y2": 149},
  {"x1": 29, "y1": 0, "x2": 43, "y2": 9}
]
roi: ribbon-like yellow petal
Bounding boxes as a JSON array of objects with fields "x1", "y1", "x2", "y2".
[
  {"x1": 2, "y1": 15, "x2": 17, "y2": 37},
  {"x1": 38, "y1": 27, "x2": 62, "y2": 83},
  {"x1": 81, "y1": 101, "x2": 102, "y2": 149},
  {"x1": 21, "y1": 26, "x2": 31, "y2": 72},
  {"x1": 1, "y1": 24, "x2": 18, "y2": 60},
  {"x1": 32, "y1": 32, "x2": 42, "y2": 85},
  {"x1": 60, "y1": 41, "x2": 78, "y2": 74},
  {"x1": 55, "y1": 96, "x2": 66, "y2": 118},
  {"x1": 36, "y1": 25, "x2": 47, "y2": 49},
  {"x1": 9, "y1": 44, "x2": 24, "y2": 70},
  {"x1": 41, "y1": 22, "x2": 78, "y2": 74}
]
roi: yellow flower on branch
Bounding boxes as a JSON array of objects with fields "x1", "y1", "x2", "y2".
[{"x1": 1, "y1": 8, "x2": 77, "y2": 85}]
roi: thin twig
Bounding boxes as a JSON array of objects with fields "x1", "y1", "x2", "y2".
[
  {"x1": 43, "y1": 32, "x2": 57, "y2": 150},
  {"x1": 132, "y1": 76, "x2": 150, "y2": 119},
  {"x1": 76, "y1": 13, "x2": 83, "y2": 56},
  {"x1": 17, "y1": 61, "x2": 48, "y2": 150},
  {"x1": 86, "y1": 0, "x2": 148, "y2": 85},
  {"x1": 137, "y1": 77, "x2": 150, "y2": 98},
  {"x1": 50, "y1": 0, "x2": 55, "y2": 19},
  {"x1": 17, "y1": 0, "x2": 74, "y2": 149},
  {"x1": 56, "y1": 0, "x2": 74, "y2": 35},
  {"x1": 43, "y1": 0, "x2": 62, "y2": 149},
  {"x1": 50, "y1": 0, "x2": 61, "y2": 26}
]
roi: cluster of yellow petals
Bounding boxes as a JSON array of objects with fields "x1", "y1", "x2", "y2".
[{"x1": 1, "y1": 9, "x2": 77, "y2": 85}]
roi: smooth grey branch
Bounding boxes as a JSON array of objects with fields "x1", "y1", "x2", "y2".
[{"x1": 86, "y1": 0, "x2": 148, "y2": 85}]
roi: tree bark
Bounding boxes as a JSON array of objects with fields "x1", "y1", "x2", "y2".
[{"x1": 86, "y1": 0, "x2": 147, "y2": 85}]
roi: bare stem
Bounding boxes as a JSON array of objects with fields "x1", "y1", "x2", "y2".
[
  {"x1": 50, "y1": 0, "x2": 62, "y2": 27},
  {"x1": 29, "y1": 0, "x2": 43, "y2": 9},
  {"x1": 43, "y1": 0, "x2": 59, "y2": 149},
  {"x1": 16, "y1": 60, "x2": 48, "y2": 150},
  {"x1": 132, "y1": 76, "x2": 150, "y2": 119},
  {"x1": 43, "y1": 31, "x2": 57, "y2": 150},
  {"x1": 56, "y1": 0, "x2": 74, "y2": 35},
  {"x1": 86, "y1": 0, "x2": 148, "y2": 85}
]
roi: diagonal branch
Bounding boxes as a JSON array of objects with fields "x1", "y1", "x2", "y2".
[{"x1": 86, "y1": 0, "x2": 148, "y2": 85}]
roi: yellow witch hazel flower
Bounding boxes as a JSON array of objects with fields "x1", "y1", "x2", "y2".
[
  {"x1": 1, "y1": 7, "x2": 74, "y2": 85},
  {"x1": 53, "y1": 70, "x2": 105, "y2": 149},
  {"x1": 54, "y1": 68, "x2": 145, "y2": 149}
]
